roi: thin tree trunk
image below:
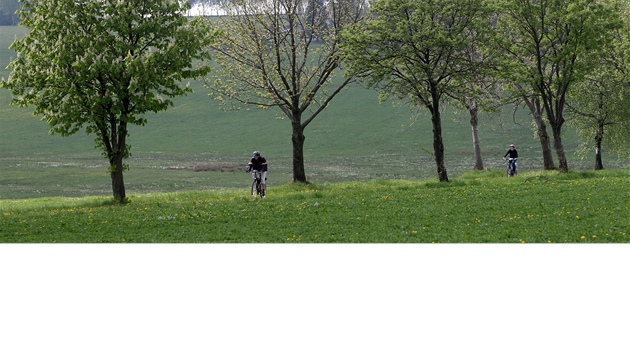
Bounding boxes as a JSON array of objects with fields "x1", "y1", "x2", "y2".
[
  {"x1": 291, "y1": 119, "x2": 307, "y2": 183},
  {"x1": 469, "y1": 104, "x2": 484, "y2": 170},
  {"x1": 432, "y1": 114, "x2": 448, "y2": 182},
  {"x1": 429, "y1": 90, "x2": 448, "y2": 182},
  {"x1": 594, "y1": 122, "x2": 604, "y2": 170}
]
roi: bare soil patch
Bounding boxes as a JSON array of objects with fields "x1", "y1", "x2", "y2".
[{"x1": 166, "y1": 163, "x2": 242, "y2": 172}]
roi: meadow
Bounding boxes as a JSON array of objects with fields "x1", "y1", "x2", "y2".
[{"x1": 1, "y1": 169, "x2": 628, "y2": 243}]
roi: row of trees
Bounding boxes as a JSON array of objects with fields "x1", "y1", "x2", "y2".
[
  {"x1": 2, "y1": 0, "x2": 629, "y2": 201},
  {"x1": 209, "y1": 0, "x2": 629, "y2": 183}
]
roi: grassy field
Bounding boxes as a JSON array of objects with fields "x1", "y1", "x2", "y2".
[
  {"x1": 1, "y1": 169, "x2": 628, "y2": 243},
  {"x1": 1, "y1": 26, "x2": 628, "y2": 200}
]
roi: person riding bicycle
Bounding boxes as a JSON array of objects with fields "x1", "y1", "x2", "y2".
[
  {"x1": 246, "y1": 150, "x2": 268, "y2": 195},
  {"x1": 503, "y1": 144, "x2": 518, "y2": 175}
]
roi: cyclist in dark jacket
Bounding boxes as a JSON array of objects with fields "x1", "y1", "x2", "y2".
[
  {"x1": 246, "y1": 150, "x2": 268, "y2": 194},
  {"x1": 503, "y1": 144, "x2": 518, "y2": 175}
]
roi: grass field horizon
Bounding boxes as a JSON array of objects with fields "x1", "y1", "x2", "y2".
[{"x1": 1, "y1": 25, "x2": 629, "y2": 201}]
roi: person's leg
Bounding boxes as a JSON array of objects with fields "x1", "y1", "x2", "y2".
[
  {"x1": 514, "y1": 161, "x2": 517, "y2": 175},
  {"x1": 261, "y1": 171, "x2": 267, "y2": 194}
]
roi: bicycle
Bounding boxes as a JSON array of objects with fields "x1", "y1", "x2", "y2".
[
  {"x1": 251, "y1": 170, "x2": 266, "y2": 198},
  {"x1": 506, "y1": 158, "x2": 517, "y2": 177}
]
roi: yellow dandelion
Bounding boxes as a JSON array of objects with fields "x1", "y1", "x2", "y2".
[{"x1": 580, "y1": 236, "x2": 586, "y2": 239}]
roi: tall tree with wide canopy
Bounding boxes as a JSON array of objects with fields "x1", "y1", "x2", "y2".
[
  {"x1": 207, "y1": 0, "x2": 369, "y2": 183},
  {"x1": 566, "y1": 0, "x2": 630, "y2": 169},
  {"x1": 1, "y1": 0, "x2": 214, "y2": 202},
  {"x1": 496, "y1": 0, "x2": 620, "y2": 172},
  {"x1": 340, "y1": 0, "x2": 494, "y2": 182}
]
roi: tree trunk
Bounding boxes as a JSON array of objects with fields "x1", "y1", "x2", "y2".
[
  {"x1": 429, "y1": 91, "x2": 448, "y2": 182},
  {"x1": 469, "y1": 104, "x2": 484, "y2": 171},
  {"x1": 550, "y1": 123, "x2": 569, "y2": 172},
  {"x1": 432, "y1": 113, "x2": 448, "y2": 182},
  {"x1": 543, "y1": 92, "x2": 569, "y2": 172},
  {"x1": 291, "y1": 119, "x2": 307, "y2": 183},
  {"x1": 110, "y1": 155, "x2": 126, "y2": 201},
  {"x1": 108, "y1": 120, "x2": 128, "y2": 202},
  {"x1": 533, "y1": 114, "x2": 556, "y2": 170},
  {"x1": 523, "y1": 96, "x2": 555, "y2": 170},
  {"x1": 594, "y1": 122, "x2": 604, "y2": 170}
]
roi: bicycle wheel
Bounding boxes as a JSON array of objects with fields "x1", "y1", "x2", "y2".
[
  {"x1": 251, "y1": 180, "x2": 258, "y2": 196},
  {"x1": 507, "y1": 163, "x2": 515, "y2": 177}
]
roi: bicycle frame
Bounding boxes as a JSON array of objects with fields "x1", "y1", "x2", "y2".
[
  {"x1": 507, "y1": 158, "x2": 517, "y2": 177},
  {"x1": 251, "y1": 170, "x2": 265, "y2": 197}
]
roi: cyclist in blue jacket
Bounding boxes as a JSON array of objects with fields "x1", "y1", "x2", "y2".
[{"x1": 246, "y1": 150, "x2": 268, "y2": 195}]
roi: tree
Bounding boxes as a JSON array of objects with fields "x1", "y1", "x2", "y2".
[
  {"x1": 517, "y1": 88, "x2": 556, "y2": 170},
  {"x1": 496, "y1": 0, "x2": 621, "y2": 172},
  {"x1": 451, "y1": 25, "x2": 503, "y2": 171},
  {"x1": 340, "y1": 0, "x2": 494, "y2": 182},
  {"x1": 1, "y1": 0, "x2": 214, "y2": 202},
  {"x1": 207, "y1": 0, "x2": 369, "y2": 183},
  {"x1": 567, "y1": 72, "x2": 630, "y2": 168},
  {"x1": 486, "y1": 1, "x2": 556, "y2": 170},
  {"x1": 566, "y1": 0, "x2": 630, "y2": 169}
]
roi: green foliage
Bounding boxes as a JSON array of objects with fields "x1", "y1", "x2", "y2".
[
  {"x1": 1, "y1": 170, "x2": 628, "y2": 243},
  {"x1": 0, "y1": 0, "x2": 216, "y2": 199},
  {"x1": 566, "y1": 0, "x2": 630, "y2": 160},
  {"x1": 340, "y1": 0, "x2": 494, "y2": 108},
  {"x1": 3, "y1": 0, "x2": 214, "y2": 134},
  {"x1": 567, "y1": 71, "x2": 630, "y2": 159},
  {"x1": 339, "y1": 0, "x2": 495, "y2": 181},
  {"x1": 494, "y1": 0, "x2": 623, "y2": 171}
]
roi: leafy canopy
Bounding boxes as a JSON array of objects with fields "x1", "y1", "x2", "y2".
[
  {"x1": 2, "y1": 0, "x2": 214, "y2": 140},
  {"x1": 339, "y1": 0, "x2": 494, "y2": 110}
]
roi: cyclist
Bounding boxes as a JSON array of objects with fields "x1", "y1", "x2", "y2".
[
  {"x1": 246, "y1": 150, "x2": 268, "y2": 195},
  {"x1": 503, "y1": 144, "x2": 518, "y2": 176}
]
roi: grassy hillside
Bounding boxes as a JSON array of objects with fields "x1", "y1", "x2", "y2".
[
  {"x1": 1, "y1": 170, "x2": 628, "y2": 243},
  {"x1": 1, "y1": 26, "x2": 628, "y2": 200}
]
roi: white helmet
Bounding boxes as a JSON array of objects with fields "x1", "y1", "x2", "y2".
[{"x1": 253, "y1": 150, "x2": 260, "y2": 156}]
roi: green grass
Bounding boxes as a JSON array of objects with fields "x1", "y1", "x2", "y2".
[{"x1": 1, "y1": 169, "x2": 628, "y2": 243}]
